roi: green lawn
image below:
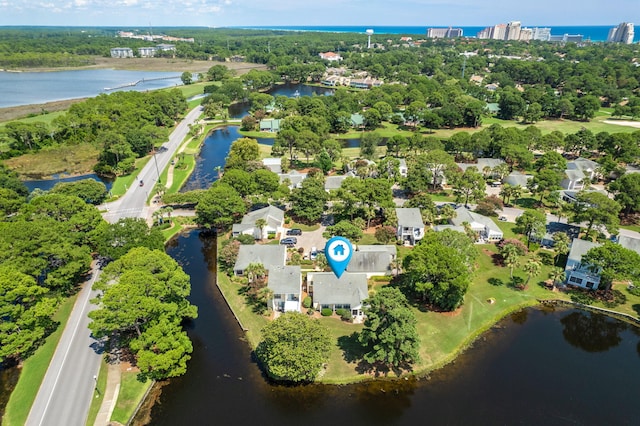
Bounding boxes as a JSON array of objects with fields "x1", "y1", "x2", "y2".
[
  {"x1": 0, "y1": 110, "x2": 66, "y2": 127},
  {"x1": 85, "y1": 360, "x2": 108, "y2": 426},
  {"x1": 109, "y1": 372, "x2": 150, "y2": 425},
  {"x1": 108, "y1": 157, "x2": 152, "y2": 198},
  {"x1": 3, "y1": 294, "x2": 78, "y2": 426}
]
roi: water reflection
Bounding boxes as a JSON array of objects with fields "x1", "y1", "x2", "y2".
[{"x1": 560, "y1": 310, "x2": 629, "y2": 352}]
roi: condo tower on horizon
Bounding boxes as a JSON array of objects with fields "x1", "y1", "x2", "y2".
[{"x1": 607, "y1": 22, "x2": 634, "y2": 44}]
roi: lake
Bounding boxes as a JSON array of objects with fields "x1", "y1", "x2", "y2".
[
  {"x1": 22, "y1": 173, "x2": 114, "y2": 193},
  {"x1": 0, "y1": 69, "x2": 184, "y2": 108},
  {"x1": 135, "y1": 230, "x2": 640, "y2": 425}
]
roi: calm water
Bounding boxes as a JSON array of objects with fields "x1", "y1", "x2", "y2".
[
  {"x1": 140, "y1": 230, "x2": 640, "y2": 425},
  {"x1": 23, "y1": 173, "x2": 113, "y2": 193},
  {"x1": 0, "y1": 69, "x2": 183, "y2": 108},
  {"x1": 228, "y1": 82, "x2": 335, "y2": 118}
]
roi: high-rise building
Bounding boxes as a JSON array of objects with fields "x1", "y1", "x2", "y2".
[
  {"x1": 492, "y1": 24, "x2": 507, "y2": 40},
  {"x1": 607, "y1": 22, "x2": 635, "y2": 44},
  {"x1": 531, "y1": 27, "x2": 551, "y2": 41},
  {"x1": 519, "y1": 28, "x2": 533, "y2": 41},
  {"x1": 505, "y1": 21, "x2": 522, "y2": 40},
  {"x1": 427, "y1": 27, "x2": 464, "y2": 38}
]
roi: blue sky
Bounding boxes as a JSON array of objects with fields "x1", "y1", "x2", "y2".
[{"x1": 0, "y1": 0, "x2": 636, "y2": 27}]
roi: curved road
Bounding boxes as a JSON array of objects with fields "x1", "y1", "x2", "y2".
[{"x1": 25, "y1": 105, "x2": 203, "y2": 426}]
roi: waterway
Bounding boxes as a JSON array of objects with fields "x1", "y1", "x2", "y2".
[
  {"x1": 23, "y1": 173, "x2": 114, "y2": 193},
  {"x1": 135, "y1": 230, "x2": 640, "y2": 425},
  {"x1": 0, "y1": 69, "x2": 184, "y2": 108}
]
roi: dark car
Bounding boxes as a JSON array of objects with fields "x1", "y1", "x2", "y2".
[
  {"x1": 280, "y1": 237, "x2": 297, "y2": 245},
  {"x1": 286, "y1": 228, "x2": 302, "y2": 236}
]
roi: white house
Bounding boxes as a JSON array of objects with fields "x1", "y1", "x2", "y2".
[
  {"x1": 307, "y1": 272, "x2": 368, "y2": 319},
  {"x1": 319, "y1": 52, "x2": 343, "y2": 61},
  {"x1": 398, "y1": 158, "x2": 408, "y2": 178},
  {"x1": 232, "y1": 205, "x2": 285, "y2": 240},
  {"x1": 268, "y1": 265, "x2": 302, "y2": 312},
  {"x1": 451, "y1": 206, "x2": 503, "y2": 242},
  {"x1": 110, "y1": 47, "x2": 134, "y2": 58},
  {"x1": 565, "y1": 239, "x2": 602, "y2": 290},
  {"x1": 347, "y1": 245, "x2": 396, "y2": 278},
  {"x1": 395, "y1": 208, "x2": 425, "y2": 245},
  {"x1": 561, "y1": 158, "x2": 599, "y2": 190},
  {"x1": 233, "y1": 245, "x2": 287, "y2": 276}
]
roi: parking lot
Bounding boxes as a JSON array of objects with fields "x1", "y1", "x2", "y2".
[{"x1": 283, "y1": 225, "x2": 327, "y2": 257}]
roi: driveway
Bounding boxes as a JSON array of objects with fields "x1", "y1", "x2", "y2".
[
  {"x1": 497, "y1": 206, "x2": 524, "y2": 223},
  {"x1": 291, "y1": 225, "x2": 327, "y2": 257}
]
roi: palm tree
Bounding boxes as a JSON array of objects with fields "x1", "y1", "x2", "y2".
[
  {"x1": 500, "y1": 244, "x2": 521, "y2": 279},
  {"x1": 152, "y1": 209, "x2": 163, "y2": 226},
  {"x1": 522, "y1": 258, "x2": 542, "y2": 286},
  {"x1": 244, "y1": 262, "x2": 266, "y2": 284},
  {"x1": 161, "y1": 206, "x2": 174, "y2": 223},
  {"x1": 552, "y1": 232, "x2": 570, "y2": 266},
  {"x1": 549, "y1": 267, "x2": 566, "y2": 289},
  {"x1": 255, "y1": 218, "x2": 267, "y2": 240}
]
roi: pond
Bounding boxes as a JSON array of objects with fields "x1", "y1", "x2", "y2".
[
  {"x1": 135, "y1": 230, "x2": 640, "y2": 425},
  {"x1": 228, "y1": 82, "x2": 335, "y2": 118},
  {"x1": 23, "y1": 173, "x2": 114, "y2": 193}
]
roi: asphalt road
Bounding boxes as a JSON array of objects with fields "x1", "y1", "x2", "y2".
[
  {"x1": 25, "y1": 105, "x2": 203, "y2": 426},
  {"x1": 102, "y1": 105, "x2": 203, "y2": 223}
]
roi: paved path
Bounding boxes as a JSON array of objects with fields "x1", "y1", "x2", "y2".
[{"x1": 93, "y1": 362, "x2": 120, "y2": 426}]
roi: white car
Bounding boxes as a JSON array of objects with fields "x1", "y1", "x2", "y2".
[{"x1": 310, "y1": 247, "x2": 318, "y2": 260}]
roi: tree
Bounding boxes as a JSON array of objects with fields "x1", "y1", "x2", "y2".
[
  {"x1": 375, "y1": 226, "x2": 397, "y2": 244},
  {"x1": 225, "y1": 137, "x2": 261, "y2": 170},
  {"x1": 255, "y1": 218, "x2": 267, "y2": 240},
  {"x1": 609, "y1": 173, "x2": 640, "y2": 216},
  {"x1": 404, "y1": 150, "x2": 457, "y2": 193},
  {"x1": 289, "y1": 176, "x2": 327, "y2": 223},
  {"x1": 574, "y1": 95, "x2": 601, "y2": 121},
  {"x1": 522, "y1": 258, "x2": 542, "y2": 286},
  {"x1": 549, "y1": 267, "x2": 566, "y2": 288},
  {"x1": 552, "y1": 232, "x2": 571, "y2": 266},
  {"x1": 528, "y1": 169, "x2": 563, "y2": 203},
  {"x1": 515, "y1": 210, "x2": 547, "y2": 249},
  {"x1": 571, "y1": 192, "x2": 621, "y2": 236},
  {"x1": 0, "y1": 266, "x2": 57, "y2": 362},
  {"x1": 89, "y1": 247, "x2": 197, "y2": 381},
  {"x1": 50, "y1": 179, "x2": 108, "y2": 205},
  {"x1": 195, "y1": 183, "x2": 247, "y2": 230},
  {"x1": 500, "y1": 243, "x2": 521, "y2": 279},
  {"x1": 452, "y1": 167, "x2": 485, "y2": 207},
  {"x1": 582, "y1": 242, "x2": 640, "y2": 289},
  {"x1": 360, "y1": 132, "x2": 382, "y2": 160},
  {"x1": 95, "y1": 218, "x2": 165, "y2": 261},
  {"x1": 402, "y1": 238, "x2": 471, "y2": 311},
  {"x1": 256, "y1": 312, "x2": 330, "y2": 382},
  {"x1": 181, "y1": 71, "x2": 193, "y2": 85},
  {"x1": 323, "y1": 220, "x2": 363, "y2": 243},
  {"x1": 358, "y1": 287, "x2": 420, "y2": 371}
]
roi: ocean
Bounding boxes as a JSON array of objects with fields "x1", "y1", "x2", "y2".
[{"x1": 232, "y1": 25, "x2": 632, "y2": 43}]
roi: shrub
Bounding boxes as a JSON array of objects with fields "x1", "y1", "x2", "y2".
[
  {"x1": 497, "y1": 238, "x2": 528, "y2": 255},
  {"x1": 235, "y1": 234, "x2": 256, "y2": 245},
  {"x1": 335, "y1": 308, "x2": 352, "y2": 321},
  {"x1": 302, "y1": 296, "x2": 312, "y2": 308},
  {"x1": 321, "y1": 308, "x2": 333, "y2": 316}
]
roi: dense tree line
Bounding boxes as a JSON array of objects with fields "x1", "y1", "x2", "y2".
[{"x1": 1, "y1": 90, "x2": 186, "y2": 176}]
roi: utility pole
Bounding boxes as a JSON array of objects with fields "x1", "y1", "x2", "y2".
[
  {"x1": 461, "y1": 54, "x2": 467, "y2": 80},
  {"x1": 153, "y1": 151, "x2": 161, "y2": 183}
]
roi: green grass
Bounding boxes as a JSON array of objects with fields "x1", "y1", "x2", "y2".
[
  {"x1": 85, "y1": 360, "x2": 108, "y2": 426},
  {"x1": 286, "y1": 220, "x2": 320, "y2": 232},
  {"x1": 108, "y1": 157, "x2": 152, "y2": 198},
  {"x1": 0, "y1": 110, "x2": 66, "y2": 127},
  {"x1": 241, "y1": 130, "x2": 277, "y2": 139},
  {"x1": 109, "y1": 372, "x2": 150, "y2": 425},
  {"x1": 160, "y1": 217, "x2": 196, "y2": 241},
  {"x1": 3, "y1": 294, "x2": 78, "y2": 426},
  {"x1": 3, "y1": 144, "x2": 101, "y2": 178}
]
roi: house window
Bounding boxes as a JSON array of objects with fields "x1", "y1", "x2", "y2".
[
  {"x1": 586, "y1": 282, "x2": 595, "y2": 289},
  {"x1": 569, "y1": 276, "x2": 583, "y2": 284},
  {"x1": 274, "y1": 294, "x2": 281, "y2": 299}
]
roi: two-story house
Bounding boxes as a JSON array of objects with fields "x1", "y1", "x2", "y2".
[
  {"x1": 451, "y1": 206, "x2": 503, "y2": 242},
  {"x1": 267, "y1": 265, "x2": 302, "y2": 312},
  {"x1": 307, "y1": 272, "x2": 368, "y2": 319},
  {"x1": 396, "y1": 208, "x2": 425, "y2": 245},
  {"x1": 564, "y1": 238, "x2": 602, "y2": 290},
  {"x1": 232, "y1": 205, "x2": 285, "y2": 240}
]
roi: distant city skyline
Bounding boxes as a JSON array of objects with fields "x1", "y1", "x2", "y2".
[{"x1": 0, "y1": 0, "x2": 637, "y2": 28}]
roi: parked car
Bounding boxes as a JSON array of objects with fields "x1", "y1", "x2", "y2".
[
  {"x1": 280, "y1": 237, "x2": 297, "y2": 245},
  {"x1": 310, "y1": 247, "x2": 318, "y2": 260},
  {"x1": 499, "y1": 215, "x2": 508, "y2": 221},
  {"x1": 286, "y1": 228, "x2": 302, "y2": 236}
]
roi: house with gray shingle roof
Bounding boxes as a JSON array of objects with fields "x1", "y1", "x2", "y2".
[
  {"x1": 617, "y1": 235, "x2": 640, "y2": 255},
  {"x1": 262, "y1": 157, "x2": 282, "y2": 174},
  {"x1": 565, "y1": 239, "x2": 602, "y2": 290},
  {"x1": 308, "y1": 272, "x2": 368, "y2": 318},
  {"x1": 279, "y1": 171, "x2": 307, "y2": 189},
  {"x1": 457, "y1": 158, "x2": 505, "y2": 177},
  {"x1": 233, "y1": 244, "x2": 286, "y2": 276},
  {"x1": 396, "y1": 208, "x2": 424, "y2": 245},
  {"x1": 324, "y1": 173, "x2": 355, "y2": 192},
  {"x1": 451, "y1": 206, "x2": 503, "y2": 242},
  {"x1": 347, "y1": 245, "x2": 396, "y2": 277},
  {"x1": 267, "y1": 265, "x2": 302, "y2": 312},
  {"x1": 232, "y1": 205, "x2": 285, "y2": 240},
  {"x1": 561, "y1": 158, "x2": 599, "y2": 190},
  {"x1": 504, "y1": 171, "x2": 533, "y2": 188}
]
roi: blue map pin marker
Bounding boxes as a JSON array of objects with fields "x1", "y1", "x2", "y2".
[{"x1": 325, "y1": 236, "x2": 353, "y2": 278}]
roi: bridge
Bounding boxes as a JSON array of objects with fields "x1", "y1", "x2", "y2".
[{"x1": 103, "y1": 75, "x2": 181, "y2": 91}]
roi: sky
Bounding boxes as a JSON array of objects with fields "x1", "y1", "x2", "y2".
[{"x1": 0, "y1": 0, "x2": 637, "y2": 28}]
